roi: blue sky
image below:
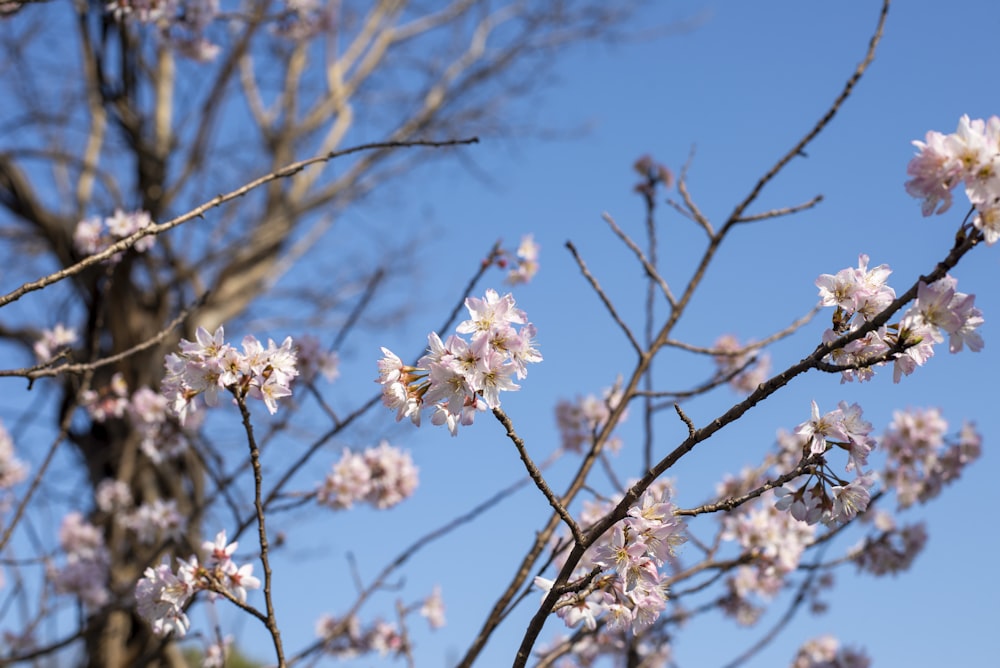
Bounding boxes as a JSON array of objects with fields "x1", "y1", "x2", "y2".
[{"x1": 4, "y1": 1, "x2": 1000, "y2": 667}]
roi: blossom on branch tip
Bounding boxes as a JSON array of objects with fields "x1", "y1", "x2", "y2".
[
  {"x1": 816, "y1": 256, "x2": 983, "y2": 383},
  {"x1": 505, "y1": 234, "x2": 540, "y2": 285},
  {"x1": 906, "y1": 114, "x2": 1000, "y2": 244},
  {"x1": 420, "y1": 585, "x2": 446, "y2": 629},
  {"x1": 162, "y1": 326, "x2": 298, "y2": 423},
  {"x1": 795, "y1": 401, "x2": 849, "y2": 455},
  {"x1": 33, "y1": 323, "x2": 78, "y2": 362},
  {"x1": 376, "y1": 290, "x2": 540, "y2": 434},
  {"x1": 135, "y1": 529, "x2": 261, "y2": 637}
]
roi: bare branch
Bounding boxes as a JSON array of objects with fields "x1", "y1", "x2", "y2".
[
  {"x1": 565, "y1": 240, "x2": 643, "y2": 356},
  {"x1": 602, "y1": 212, "x2": 676, "y2": 308}
]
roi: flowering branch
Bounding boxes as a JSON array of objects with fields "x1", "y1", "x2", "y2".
[{"x1": 676, "y1": 454, "x2": 824, "y2": 517}]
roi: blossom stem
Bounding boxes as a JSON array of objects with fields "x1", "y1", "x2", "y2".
[{"x1": 235, "y1": 392, "x2": 286, "y2": 667}]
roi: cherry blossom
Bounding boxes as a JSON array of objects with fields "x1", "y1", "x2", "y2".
[
  {"x1": 162, "y1": 326, "x2": 298, "y2": 423},
  {"x1": 713, "y1": 334, "x2": 772, "y2": 394},
  {"x1": 791, "y1": 635, "x2": 871, "y2": 668},
  {"x1": 505, "y1": 234, "x2": 540, "y2": 285},
  {"x1": 906, "y1": 114, "x2": 1000, "y2": 244},
  {"x1": 135, "y1": 529, "x2": 261, "y2": 637},
  {"x1": 555, "y1": 381, "x2": 627, "y2": 454},
  {"x1": 535, "y1": 481, "x2": 684, "y2": 634},
  {"x1": 316, "y1": 441, "x2": 418, "y2": 510},
  {"x1": 72, "y1": 209, "x2": 155, "y2": 262},
  {"x1": 0, "y1": 420, "x2": 27, "y2": 492},
  {"x1": 49, "y1": 513, "x2": 110, "y2": 609},
  {"x1": 376, "y1": 290, "x2": 540, "y2": 434},
  {"x1": 795, "y1": 401, "x2": 850, "y2": 455},
  {"x1": 816, "y1": 255, "x2": 983, "y2": 384},
  {"x1": 420, "y1": 586, "x2": 447, "y2": 629},
  {"x1": 880, "y1": 407, "x2": 980, "y2": 509},
  {"x1": 33, "y1": 323, "x2": 78, "y2": 362}
]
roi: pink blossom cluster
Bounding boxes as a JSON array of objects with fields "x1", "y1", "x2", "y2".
[
  {"x1": 770, "y1": 401, "x2": 876, "y2": 525},
  {"x1": 200, "y1": 636, "x2": 232, "y2": 668},
  {"x1": 712, "y1": 334, "x2": 772, "y2": 394},
  {"x1": 316, "y1": 441, "x2": 418, "y2": 510},
  {"x1": 48, "y1": 513, "x2": 110, "y2": 609},
  {"x1": 817, "y1": 255, "x2": 982, "y2": 383},
  {"x1": 906, "y1": 114, "x2": 1000, "y2": 243},
  {"x1": 720, "y1": 503, "x2": 815, "y2": 625},
  {"x1": 554, "y1": 382, "x2": 626, "y2": 454},
  {"x1": 879, "y1": 408, "x2": 981, "y2": 509},
  {"x1": 104, "y1": 0, "x2": 220, "y2": 61},
  {"x1": 95, "y1": 479, "x2": 188, "y2": 545},
  {"x1": 294, "y1": 334, "x2": 340, "y2": 384},
  {"x1": 790, "y1": 635, "x2": 870, "y2": 668},
  {"x1": 723, "y1": 501, "x2": 816, "y2": 574},
  {"x1": 80, "y1": 373, "x2": 192, "y2": 463},
  {"x1": 135, "y1": 530, "x2": 260, "y2": 637},
  {"x1": 73, "y1": 209, "x2": 155, "y2": 263},
  {"x1": 503, "y1": 234, "x2": 540, "y2": 285},
  {"x1": 0, "y1": 420, "x2": 27, "y2": 494},
  {"x1": 315, "y1": 612, "x2": 424, "y2": 659},
  {"x1": 129, "y1": 386, "x2": 191, "y2": 463},
  {"x1": 162, "y1": 326, "x2": 298, "y2": 425},
  {"x1": 849, "y1": 512, "x2": 928, "y2": 577},
  {"x1": 537, "y1": 632, "x2": 672, "y2": 667},
  {"x1": 80, "y1": 372, "x2": 130, "y2": 422},
  {"x1": 536, "y1": 482, "x2": 685, "y2": 633},
  {"x1": 419, "y1": 585, "x2": 446, "y2": 629},
  {"x1": 376, "y1": 289, "x2": 541, "y2": 435},
  {"x1": 125, "y1": 498, "x2": 187, "y2": 545},
  {"x1": 33, "y1": 323, "x2": 78, "y2": 363}
]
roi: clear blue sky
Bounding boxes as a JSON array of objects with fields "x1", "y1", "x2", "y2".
[{"x1": 6, "y1": 1, "x2": 999, "y2": 667}]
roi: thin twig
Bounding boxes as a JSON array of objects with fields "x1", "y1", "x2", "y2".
[
  {"x1": 602, "y1": 212, "x2": 676, "y2": 308},
  {"x1": 2, "y1": 293, "x2": 207, "y2": 382},
  {"x1": 725, "y1": 1, "x2": 889, "y2": 225},
  {"x1": 492, "y1": 407, "x2": 584, "y2": 545},
  {"x1": 676, "y1": 454, "x2": 821, "y2": 517},
  {"x1": 676, "y1": 148, "x2": 714, "y2": 237},
  {"x1": 565, "y1": 240, "x2": 642, "y2": 355},
  {"x1": 663, "y1": 305, "x2": 821, "y2": 355},
  {"x1": 0, "y1": 137, "x2": 479, "y2": 309},
  {"x1": 734, "y1": 194, "x2": 823, "y2": 224}
]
